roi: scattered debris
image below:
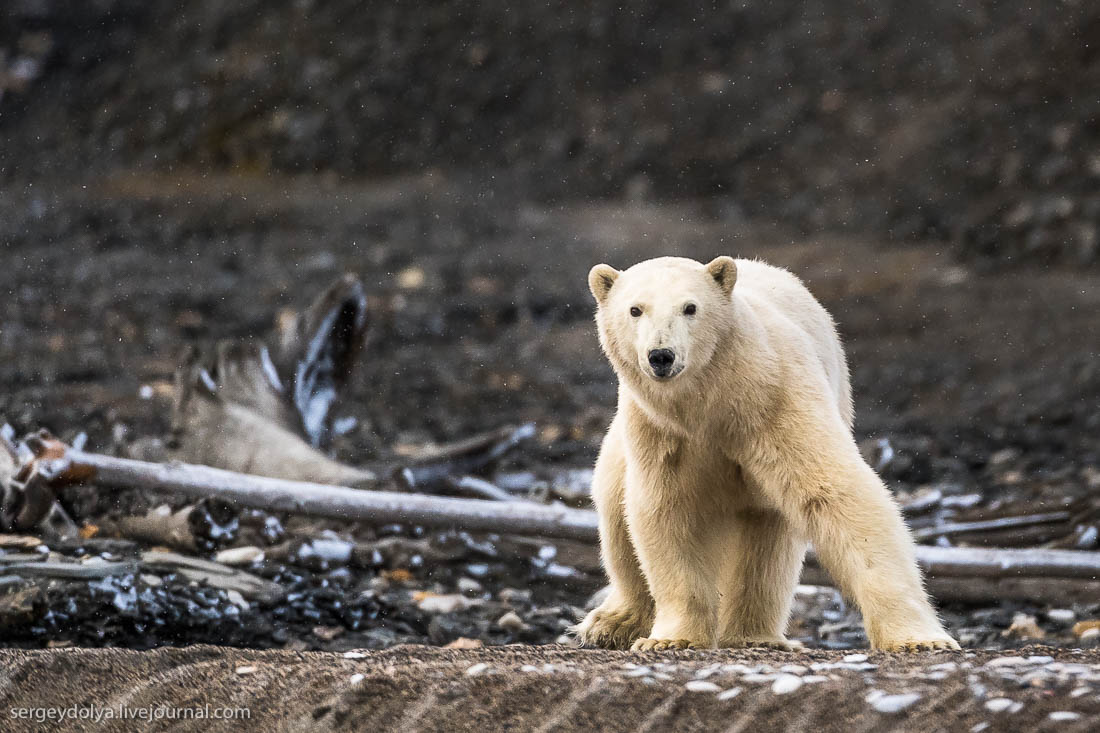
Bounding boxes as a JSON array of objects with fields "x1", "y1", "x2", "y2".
[
  {"x1": 496, "y1": 611, "x2": 529, "y2": 632},
  {"x1": 1002, "y1": 613, "x2": 1046, "y2": 641},
  {"x1": 416, "y1": 593, "x2": 477, "y2": 614},
  {"x1": 1072, "y1": 621, "x2": 1100, "y2": 639}
]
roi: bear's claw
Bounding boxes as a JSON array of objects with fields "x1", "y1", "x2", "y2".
[
  {"x1": 879, "y1": 638, "x2": 961, "y2": 652},
  {"x1": 631, "y1": 638, "x2": 701, "y2": 652}
]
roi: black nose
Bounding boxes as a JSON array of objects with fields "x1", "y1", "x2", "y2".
[{"x1": 648, "y1": 348, "x2": 676, "y2": 376}]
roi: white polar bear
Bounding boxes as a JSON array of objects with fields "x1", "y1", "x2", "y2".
[{"x1": 573, "y1": 256, "x2": 959, "y2": 652}]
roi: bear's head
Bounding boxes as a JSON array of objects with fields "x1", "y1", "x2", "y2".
[{"x1": 588, "y1": 256, "x2": 736, "y2": 387}]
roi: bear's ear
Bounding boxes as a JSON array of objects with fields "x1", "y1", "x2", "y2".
[
  {"x1": 588, "y1": 264, "x2": 620, "y2": 304},
  {"x1": 705, "y1": 256, "x2": 737, "y2": 297}
]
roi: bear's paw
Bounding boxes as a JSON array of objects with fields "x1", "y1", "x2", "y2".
[
  {"x1": 877, "y1": 637, "x2": 961, "y2": 653},
  {"x1": 572, "y1": 605, "x2": 650, "y2": 650},
  {"x1": 630, "y1": 638, "x2": 702, "y2": 652}
]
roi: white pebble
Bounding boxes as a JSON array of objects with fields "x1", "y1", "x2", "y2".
[
  {"x1": 520, "y1": 665, "x2": 539, "y2": 673},
  {"x1": 741, "y1": 673, "x2": 777, "y2": 683},
  {"x1": 802, "y1": 675, "x2": 829, "y2": 684},
  {"x1": 1047, "y1": 609, "x2": 1076, "y2": 625},
  {"x1": 465, "y1": 662, "x2": 491, "y2": 677},
  {"x1": 224, "y1": 590, "x2": 249, "y2": 611},
  {"x1": 717, "y1": 687, "x2": 743, "y2": 701},
  {"x1": 867, "y1": 691, "x2": 921, "y2": 714},
  {"x1": 694, "y1": 664, "x2": 721, "y2": 679},
  {"x1": 343, "y1": 651, "x2": 367, "y2": 659},
  {"x1": 843, "y1": 654, "x2": 869, "y2": 663},
  {"x1": 457, "y1": 577, "x2": 483, "y2": 594},
  {"x1": 234, "y1": 665, "x2": 256, "y2": 675},
  {"x1": 1027, "y1": 655, "x2": 1054, "y2": 665},
  {"x1": 971, "y1": 723, "x2": 989, "y2": 733},
  {"x1": 983, "y1": 698, "x2": 1018, "y2": 713},
  {"x1": 496, "y1": 610, "x2": 529, "y2": 631},
  {"x1": 215, "y1": 546, "x2": 265, "y2": 566},
  {"x1": 624, "y1": 666, "x2": 652, "y2": 677},
  {"x1": 771, "y1": 674, "x2": 803, "y2": 695},
  {"x1": 985, "y1": 656, "x2": 1028, "y2": 667},
  {"x1": 779, "y1": 664, "x2": 808, "y2": 675},
  {"x1": 685, "y1": 680, "x2": 722, "y2": 693},
  {"x1": 1048, "y1": 711, "x2": 1081, "y2": 721},
  {"x1": 1070, "y1": 687, "x2": 1089, "y2": 698},
  {"x1": 349, "y1": 673, "x2": 364, "y2": 684}
]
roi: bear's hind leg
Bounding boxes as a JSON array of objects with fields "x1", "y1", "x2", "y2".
[{"x1": 718, "y1": 511, "x2": 806, "y2": 650}]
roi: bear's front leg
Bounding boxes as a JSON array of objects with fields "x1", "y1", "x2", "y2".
[
  {"x1": 623, "y1": 465, "x2": 720, "y2": 651},
  {"x1": 573, "y1": 422, "x2": 654, "y2": 649},
  {"x1": 747, "y1": 408, "x2": 959, "y2": 652}
]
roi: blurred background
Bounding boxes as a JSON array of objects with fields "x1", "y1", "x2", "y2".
[{"x1": 0, "y1": 1, "x2": 1097, "y2": 651}]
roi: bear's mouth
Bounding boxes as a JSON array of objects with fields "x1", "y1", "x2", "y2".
[{"x1": 648, "y1": 364, "x2": 685, "y2": 381}]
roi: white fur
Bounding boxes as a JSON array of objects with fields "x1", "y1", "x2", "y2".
[{"x1": 574, "y1": 256, "x2": 959, "y2": 652}]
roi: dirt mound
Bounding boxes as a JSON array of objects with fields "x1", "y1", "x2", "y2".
[{"x1": 3, "y1": 1, "x2": 1099, "y2": 263}]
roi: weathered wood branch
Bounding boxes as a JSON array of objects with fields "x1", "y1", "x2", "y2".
[
  {"x1": 395, "y1": 423, "x2": 537, "y2": 489},
  {"x1": 108, "y1": 507, "x2": 200, "y2": 552},
  {"x1": 141, "y1": 550, "x2": 284, "y2": 603},
  {"x1": 0, "y1": 550, "x2": 281, "y2": 601},
  {"x1": 799, "y1": 565, "x2": 1100, "y2": 606},
  {"x1": 62, "y1": 449, "x2": 601, "y2": 542},
  {"x1": 910, "y1": 511, "x2": 1072, "y2": 542},
  {"x1": 51, "y1": 450, "x2": 1100, "y2": 599}
]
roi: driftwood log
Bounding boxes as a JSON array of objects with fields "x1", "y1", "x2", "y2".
[{"x1": 42, "y1": 449, "x2": 1100, "y2": 603}]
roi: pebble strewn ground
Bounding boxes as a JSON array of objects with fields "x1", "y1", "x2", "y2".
[{"x1": 2, "y1": 645, "x2": 1098, "y2": 732}]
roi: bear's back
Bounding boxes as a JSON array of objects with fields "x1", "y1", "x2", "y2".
[{"x1": 734, "y1": 259, "x2": 853, "y2": 428}]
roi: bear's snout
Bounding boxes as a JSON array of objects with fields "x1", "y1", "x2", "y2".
[{"x1": 647, "y1": 348, "x2": 677, "y2": 378}]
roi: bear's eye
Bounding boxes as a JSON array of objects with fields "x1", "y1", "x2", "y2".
[
  {"x1": 683, "y1": 303, "x2": 697, "y2": 316},
  {"x1": 629, "y1": 306, "x2": 642, "y2": 318}
]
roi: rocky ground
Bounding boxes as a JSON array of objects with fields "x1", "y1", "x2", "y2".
[
  {"x1": 1, "y1": 645, "x2": 1099, "y2": 732},
  {"x1": 0, "y1": 175, "x2": 1098, "y2": 655}
]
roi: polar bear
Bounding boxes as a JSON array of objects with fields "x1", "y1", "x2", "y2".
[{"x1": 573, "y1": 256, "x2": 959, "y2": 652}]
